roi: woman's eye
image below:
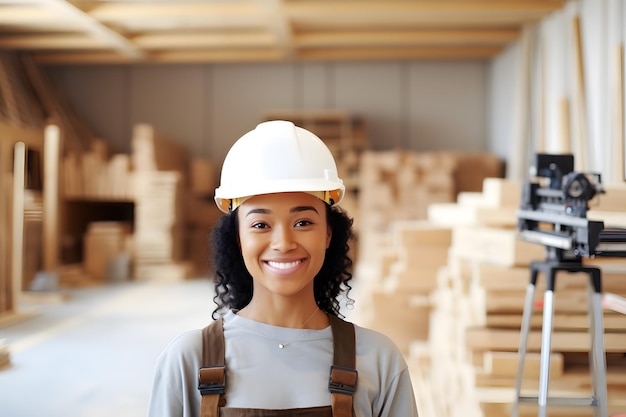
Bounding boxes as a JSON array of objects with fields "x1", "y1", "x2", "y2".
[
  {"x1": 251, "y1": 222, "x2": 269, "y2": 229},
  {"x1": 295, "y1": 220, "x2": 313, "y2": 227}
]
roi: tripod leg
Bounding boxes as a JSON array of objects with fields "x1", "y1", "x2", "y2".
[
  {"x1": 538, "y1": 275, "x2": 556, "y2": 417},
  {"x1": 588, "y1": 270, "x2": 608, "y2": 417},
  {"x1": 513, "y1": 271, "x2": 538, "y2": 417}
]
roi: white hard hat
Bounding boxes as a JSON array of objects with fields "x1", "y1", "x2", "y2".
[{"x1": 214, "y1": 120, "x2": 345, "y2": 213}]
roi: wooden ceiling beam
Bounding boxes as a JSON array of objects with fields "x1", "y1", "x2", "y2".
[
  {"x1": 0, "y1": 34, "x2": 109, "y2": 50},
  {"x1": 33, "y1": 0, "x2": 145, "y2": 59},
  {"x1": 89, "y1": 1, "x2": 265, "y2": 28},
  {"x1": 0, "y1": 5, "x2": 67, "y2": 26},
  {"x1": 30, "y1": 44, "x2": 504, "y2": 65},
  {"x1": 135, "y1": 32, "x2": 276, "y2": 49},
  {"x1": 262, "y1": 0, "x2": 294, "y2": 59},
  {"x1": 30, "y1": 48, "x2": 286, "y2": 65},
  {"x1": 296, "y1": 45, "x2": 503, "y2": 60},
  {"x1": 294, "y1": 29, "x2": 521, "y2": 47},
  {"x1": 286, "y1": 0, "x2": 566, "y2": 26},
  {"x1": 0, "y1": 0, "x2": 567, "y2": 64},
  {"x1": 286, "y1": 0, "x2": 566, "y2": 15}
]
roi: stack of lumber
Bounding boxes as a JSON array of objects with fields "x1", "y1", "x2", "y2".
[
  {"x1": 356, "y1": 150, "x2": 502, "y2": 266},
  {"x1": 63, "y1": 140, "x2": 133, "y2": 200},
  {"x1": 23, "y1": 190, "x2": 43, "y2": 290},
  {"x1": 133, "y1": 170, "x2": 190, "y2": 279},
  {"x1": 131, "y1": 124, "x2": 192, "y2": 280},
  {"x1": 358, "y1": 150, "x2": 456, "y2": 233},
  {"x1": 83, "y1": 221, "x2": 132, "y2": 282},
  {"x1": 363, "y1": 220, "x2": 452, "y2": 355},
  {"x1": 409, "y1": 178, "x2": 626, "y2": 417},
  {"x1": 185, "y1": 157, "x2": 222, "y2": 278}
]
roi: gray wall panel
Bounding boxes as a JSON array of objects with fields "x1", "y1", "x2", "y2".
[
  {"x1": 408, "y1": 61, "x2": 487, "y2": 151},
  {"x1": 45, "y1": 60, "x2": 491, "y2": 167},
  {"x1": 334, "y1": 62, "x2": 407, "y2": 150},
  {"x1": 47, "y1": 66, "x2": 130, "y2": 153},
  {"x1": 129, "y1": 65, "x2": 206, "y2": 156},
  {"x1": 298, "y1": 63, "x2": 330, "y2": 109}
]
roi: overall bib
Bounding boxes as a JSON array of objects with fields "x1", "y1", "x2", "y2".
[{"x1": 198, "y1": 314, "x2": 358, "y2": 417}]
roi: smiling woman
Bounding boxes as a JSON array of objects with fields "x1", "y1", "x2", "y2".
[{"x1": 147, "y1": 120, "x2": 419, "y2": 417}]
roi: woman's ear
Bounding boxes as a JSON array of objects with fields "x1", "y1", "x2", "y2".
[{"x1": 326, "y1": 225, "x2": 332, "y2": 249}]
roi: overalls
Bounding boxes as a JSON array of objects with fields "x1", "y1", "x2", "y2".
[{"x1": 198, "y1": 314, "x2": 358, "y2": 417}]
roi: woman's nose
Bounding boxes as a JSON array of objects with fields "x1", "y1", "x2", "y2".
[{"x1": 270, "y1": 226, "x2": 297, "y2": 251}]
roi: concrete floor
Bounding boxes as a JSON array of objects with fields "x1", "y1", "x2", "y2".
[
  {"x1": 0, "y1": 278, "x2": 216, "y2": 417},
  {"x1": 0, "y1": 276, "x2": 369, "y2": 417}
]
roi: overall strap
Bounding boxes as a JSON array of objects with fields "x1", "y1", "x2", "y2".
[
  {"x1": 328, "y1": 315, "x2": 358, "y2": 417},
  {"x1": 198, "y1": 318, "x2": 226, "y2": 417}
]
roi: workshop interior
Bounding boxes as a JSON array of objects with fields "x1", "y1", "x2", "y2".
[{"x1": 0, "y1": 1, "x2": 626, "y2": 417}]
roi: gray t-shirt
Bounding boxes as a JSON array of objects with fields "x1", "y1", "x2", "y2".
[{"x1": 148, "y1": 310, "x2": 419, "y2": 417}]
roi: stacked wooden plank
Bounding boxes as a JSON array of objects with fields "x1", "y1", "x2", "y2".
[
  {"x1": 131, "y1": 124, "x2": 192, "y2": 280},
  {"x1": 411, "y1": 178, "x2": 626, "y2": 417},
  {"x1": 63, "y1": 140, "x2": 133, "y2": 201},
  {"x1": 83, "y1": 221, "x2": 132, "y2": 282},
  {"x1": 356, "y1": 151, "x2": 502, "y2": 267},
  {"x1": 23, "y1": 190, "x2": 43, "y2": 290},
  {"x1": 358, "y1": 150, "x2": 456, "y2": 232},
  {"x1": 185, "y1": 157, "x2": 222, "y2": 278},
  {"x1": 363, "y1": 221, "x2": 452, "y2": 355}
]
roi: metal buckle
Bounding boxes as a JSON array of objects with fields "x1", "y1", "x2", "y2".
[
  {"x1": 328, "y1": 365, "x2": 358, "y2": 395},
  {"x1": 198, "y1": 366, "x2": 226, "y2": 395}
]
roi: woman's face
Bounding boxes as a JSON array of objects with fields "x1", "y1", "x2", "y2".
[{"x1": 237, "y1": 192, "x2": 331, "y2": 300}]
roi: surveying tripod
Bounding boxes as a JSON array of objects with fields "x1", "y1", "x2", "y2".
[{"x1": 511, "y1": 246, "x2": 608, "y2": 417}]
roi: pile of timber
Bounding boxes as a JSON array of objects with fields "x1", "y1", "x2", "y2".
[
  {"x1": 83, "y1": 221, "x2": 132, "y2": 282},
  {"x1": 63, "y1": 140, "x2": 133, "y2": 201},
  {"x1": 131, "y1": 124, "x2": 190, "y2": 280},
  {"x1": 407, "y1": 178, "x2": 626, "y2": 417},
  {"x1": 184, "y1": 158, "x2": 222, "y2": 278},
  {"x1": 59, "y1": 123, "x2": 222, "y2": 282},
  {"x1": 358, "y1": 150, "x2": 457, "y2": 233},
  {"x1": 356, "y1": 150, "x2": 502, "y2": 264},
  {"x1": 359, "y1": 221, "x2": 452, "y2": 355},
  {"x1": 23, "y1": 190, "x2": 43, "y2": 290}
]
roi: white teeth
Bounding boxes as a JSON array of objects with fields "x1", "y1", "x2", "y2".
[{"x1": 267, "y1": 260, "x2": 301, "y2": 269}]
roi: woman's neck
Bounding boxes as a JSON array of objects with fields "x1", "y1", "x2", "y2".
[{"x1": 238, "y1": 299, "x2": 328, "y2": 329}]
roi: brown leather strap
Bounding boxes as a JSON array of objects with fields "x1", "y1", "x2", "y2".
[
  {"x1": 199, "y1": 318, "x2": 226, "y2": 417},
  {"x1": 328, "y1": 315, "x2": 357, "y2": 417},
  {"x1": 202, "y1": 318, "x2": 225, "y2": 366}
]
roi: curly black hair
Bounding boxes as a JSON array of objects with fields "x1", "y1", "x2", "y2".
[{"x1": 209, "y1": 203, "x2": 355, "y2": 319}]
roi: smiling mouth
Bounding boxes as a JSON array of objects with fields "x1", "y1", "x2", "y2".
[{"x1": 266, "y1": 260, "x2": 303, "y2": 270}]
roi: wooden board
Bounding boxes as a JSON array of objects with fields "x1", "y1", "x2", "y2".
[{"x1": 465, "y1": 326, "x2": 626, "y2": 353}]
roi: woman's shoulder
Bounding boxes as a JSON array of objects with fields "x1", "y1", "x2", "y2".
[
  {"x1": 157, "y1": 327, "x2": 203, "y2": 363},
  {"x1": 353, "y1": 322, "x2": 401, "y2": 350},
  {"x1": 351, "y1": 321, "x2": 408, "y2": 367}
]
